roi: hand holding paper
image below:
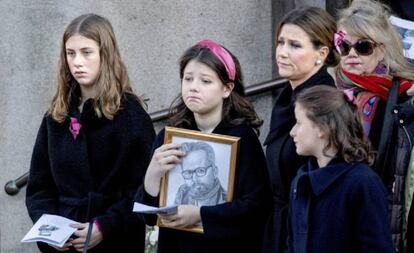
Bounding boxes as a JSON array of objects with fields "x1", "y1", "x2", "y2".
[
  {"x1": 133, "y1": 202, "x2": 178, "y2": 215},
  {"x1": 21, "y1": 214, "x2": 78, "y2": 248}
]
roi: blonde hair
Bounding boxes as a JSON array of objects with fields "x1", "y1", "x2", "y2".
[
  {"x1": 49, "y1": 13, "x2": 141, "y2": 123},
  {"x1": 338, "y1": 0, "x2": 414, "y2": 79}
]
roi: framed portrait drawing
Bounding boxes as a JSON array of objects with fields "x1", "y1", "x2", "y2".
[{"x1": 158, "y1": 126, "x2": 240, "y2": 233}]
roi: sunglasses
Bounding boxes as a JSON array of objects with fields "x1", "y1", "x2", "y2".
[{"x1": 338, "y1": 39, "x2": 380, "y2": 56}]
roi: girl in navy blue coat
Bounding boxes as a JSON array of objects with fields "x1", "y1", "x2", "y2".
[
  {"x1": 286, "y1": 85, "x2": 393, "y2": 253},
  {"x1": 135, "y1": 39, "x2": 272, "y2": 253}
]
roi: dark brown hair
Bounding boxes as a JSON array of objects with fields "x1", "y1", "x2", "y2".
[
  {"x1": 276, "y1": 6, "x2": 340, "y2": 67},
  {"x1": 169, "y1": 44, "x2": 263, "y2": 135},
  {"x1": 295, "y1": 85, "x2": 375, "y2": 165}
]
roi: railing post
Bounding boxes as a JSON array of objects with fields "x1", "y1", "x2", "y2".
[{"x1": 5, "y1": 171, "x2": 29, "y2": 195}]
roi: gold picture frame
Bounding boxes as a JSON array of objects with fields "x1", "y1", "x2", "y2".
[{"x1": 158, "y1": 126, "x2": 240, "y2": 233}]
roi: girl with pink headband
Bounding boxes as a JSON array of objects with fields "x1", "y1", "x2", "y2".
[
  {"x1": 135, "y1": 39, "x2": 272, "y2": 252},
  {"x1": 197, "y1": 39, "x2": 236, "y2": 81}
]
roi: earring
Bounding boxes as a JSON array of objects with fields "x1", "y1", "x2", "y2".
[{"x1": 315, "y1": 59, "x2": 322, "y2": 65}]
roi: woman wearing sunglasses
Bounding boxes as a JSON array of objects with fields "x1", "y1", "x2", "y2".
[
  {"x1": 335, "y1": 0, "x2": 414, "y2": 252},
  {"x1": 336, "y1": 0, "x2": 414, "y2": 146}
]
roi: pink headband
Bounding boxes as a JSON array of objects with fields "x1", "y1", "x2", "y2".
[{"x1": 197, "y1": 39, "x2": 236, "y2": 81}]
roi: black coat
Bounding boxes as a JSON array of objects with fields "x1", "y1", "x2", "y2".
[
  {"x1": 381, "y1": 0, "x2": 414, "y2": 21},
  {"x1": 262, "y1": 67, "x2": 335, "y2": 253},
  {"x1": 26, "y1": 94, "x2": 155, "y2": 253},
  {"x1": 135, "y1": 122, "x2": 272, "y2": 253}
]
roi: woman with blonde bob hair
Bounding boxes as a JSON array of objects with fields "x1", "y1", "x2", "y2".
[
  {"x1": 337, "y1": 0, "x2": 414, "y2": 79},
  {"x1": 26, "y1": 14, "x2": 155, "y2": 253},
  {"x1": 335, "y1": 0, "x2": 414, "y2": 252}
]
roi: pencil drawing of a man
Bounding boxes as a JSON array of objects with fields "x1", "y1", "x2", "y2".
[{"x1": 174, "y1": 142, "x2": 227, "y2": 206}]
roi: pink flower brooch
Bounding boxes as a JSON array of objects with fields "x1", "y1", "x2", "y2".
[{"x1": 69, "y1": 117, "x2": 82, "y2": 139}]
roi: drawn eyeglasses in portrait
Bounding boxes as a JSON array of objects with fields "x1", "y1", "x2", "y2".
[
  {"x1": 158, "y1": 127, "x2": 240, "y2": 233},
  {"x1": 181, "y1": 165, "x2": 212, "y2": 179}
]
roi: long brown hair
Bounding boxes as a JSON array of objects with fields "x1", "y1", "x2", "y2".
[
  {"x1": 49, "y1": 13, "x2": 141, "y2": 123},
  {"x1": 295, "y1": 85, "x2": 375, "y2": 165},
  {"x1": 169, "y1": 43, "x2": 263, "y2": 135},
  {"x1": 276, "y1": 6, "x2": 340, "y2": 67}
]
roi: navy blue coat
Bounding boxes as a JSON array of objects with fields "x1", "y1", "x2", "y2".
[
  {"x1": 135, "y1": 122, "x2": 272, "y2": 253},
  {"x1": 285, "y1": 158, "x2": 393, "y2": 253},
  {"x1": 26, "y1": 93, "x2": 155, "y2": 253}
]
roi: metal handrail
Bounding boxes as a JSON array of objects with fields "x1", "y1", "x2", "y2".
[
  {"x1": 4, "y1": 77, "x2": 287, "y2": 195},
  {"x1": 5, "y1": 172, "x2": 29, "y2": 196}
]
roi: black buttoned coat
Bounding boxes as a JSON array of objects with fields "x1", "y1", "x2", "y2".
[
  {"x1": 26, "y1": 93, "x2": 155, "y2": 253},
  {"x1": 262, "y1": 67, "x2": 335, "y2": 253}
]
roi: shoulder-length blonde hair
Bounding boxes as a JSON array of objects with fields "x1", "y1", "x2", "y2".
[
  {"x1": 338, "y1": 0, "x2": 414, "y2": 79},
  {"x1": 49, "y1": 13, "x2": 141, "y2": 123}
]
